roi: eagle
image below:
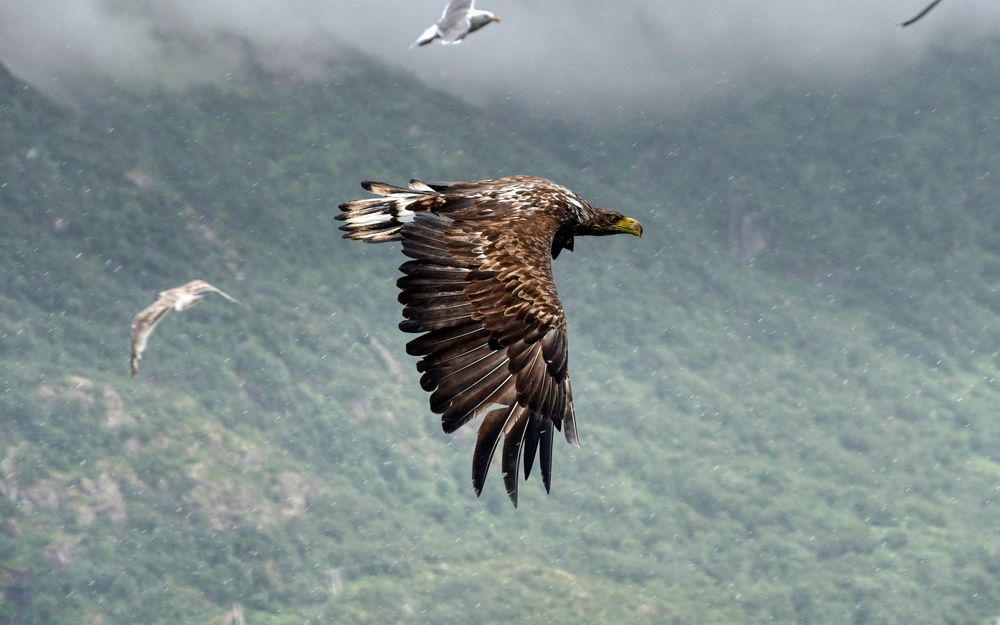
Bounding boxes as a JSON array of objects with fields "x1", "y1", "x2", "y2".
[
  {"x1": 337, "y1": 176, "x2": 642, "y2": 505},
  {"x1": 130, "y1": 279, "x2": 240, "y2": 378},
  {"x1": 412, "y1": 0, "x2": 500, "y2": 48}
]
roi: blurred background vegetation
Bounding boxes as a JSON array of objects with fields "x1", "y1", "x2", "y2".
[{"x1": 0, "y1": 36, "x2": 998, "y2": 625}]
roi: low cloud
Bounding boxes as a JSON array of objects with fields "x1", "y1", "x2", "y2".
[{"x1": 1, "y1": 0, "x2": 998, "y2": 112}]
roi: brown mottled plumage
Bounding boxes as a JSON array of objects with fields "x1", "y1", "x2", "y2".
[
  {"x1": 337, "y1": 176, "x2": 642, "y2": 505},
  {"x1": 130, "y1": 280, "x2": 239, "y2": 378}
]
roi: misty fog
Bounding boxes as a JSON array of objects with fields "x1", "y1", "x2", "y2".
[{"x1": 3, "y1": 0, "x2": 1000, "y2": 112}]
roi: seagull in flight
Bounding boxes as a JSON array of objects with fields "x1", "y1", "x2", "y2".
[
  {"x1": 130, "y1": 280, "x2": 240, "y2": 377},
  {"x1": 412, "y1": 0, "x2": 500, "y2": 47}
]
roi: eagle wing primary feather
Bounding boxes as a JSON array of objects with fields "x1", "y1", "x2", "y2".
[{"x1": 396, "y1": 190, "x2": 577, "y2": 506}]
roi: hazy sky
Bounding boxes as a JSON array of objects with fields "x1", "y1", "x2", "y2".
[{"x1": 1, "y1": 0, "x2": 999, "y2": 112}]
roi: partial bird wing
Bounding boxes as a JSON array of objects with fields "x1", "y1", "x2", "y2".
[
  {"x1": 901, "y1": 0, "x2": 945, "y2": 26},
  {"x1": 412, "y1": 23, "x2": 441, "y2": 47},
  {"x1": 396, "y1": 190, "x2": 577, "y2": 506},
  {"x1": 185, "y1": 280, "x2": 240, "y2": 305},
  {"x1": 440, "y1": 0, "x2": 474, "y2": 22},
  {"x1": 130, "y1": 298, "x2": 174, "y2": 377},
  {"x1": 437, "y1": 0, "x2": 474, "y2": 43}
]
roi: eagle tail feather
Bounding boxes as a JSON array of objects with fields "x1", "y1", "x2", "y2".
[
  {"x1": 338, "y1": 181, "x2": 440, "y2": 243},
  {"x1": 408, "y1": 179, "x2": 434, "y2": 191}
]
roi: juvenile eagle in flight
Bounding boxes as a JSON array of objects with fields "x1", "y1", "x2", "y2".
[
  {"x1": 338, "y1": 176, "x2": 642, "y2": 505},
  {"x1": 412, "y1": 0, "x2": 500, "y2": 47},
  {"x1": 130, "y1": 279, "x2": 240, "y2": 377}
]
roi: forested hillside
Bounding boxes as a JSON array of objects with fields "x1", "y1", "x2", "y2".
[{"x1": 0, "y1": 40, "x2": 998, "y2": 625}]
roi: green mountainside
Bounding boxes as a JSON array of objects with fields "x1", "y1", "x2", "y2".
[{"x1": 0, "y1": 41, "x2": 998, "y2": 624}]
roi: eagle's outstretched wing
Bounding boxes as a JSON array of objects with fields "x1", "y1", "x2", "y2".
[
  {"x1": 339, "y1": 179, "x2": 578, "y2": 505},
  {"x1": 400, "y1": 208, "x2": 577, "y2": 505}
]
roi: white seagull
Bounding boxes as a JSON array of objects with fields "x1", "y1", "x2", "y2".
[
  {"x1": 130, "y1": 280, "x2": 240, "y2": 377},
  {"x1": 412, "y1": 0, "x2": 500, "y2": 47}
]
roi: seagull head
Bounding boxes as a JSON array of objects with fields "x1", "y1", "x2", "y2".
[{"x1": 468, "y1": 10, "x2": 500, "y2": 33}]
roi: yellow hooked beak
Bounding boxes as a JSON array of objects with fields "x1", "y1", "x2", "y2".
[{"x1": 610, "y1": 216, "x2": 643, "y2": 237}]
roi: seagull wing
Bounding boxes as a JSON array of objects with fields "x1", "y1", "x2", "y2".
[
  {"x1": 412, "y1": 23, "x2": 441, "y2": 47},
  {"x1": 437, "y1": 0, "x2": 474, "y2": 43},
  {"x1": 130, "y1": 298, "x2": 173, "y2": 377},
  {"x1": 439, "y1": 0, "x2": 473, "y2": 22},
  {"x1": 186, "y1": 280, "x2": 241, "y2": 305}
]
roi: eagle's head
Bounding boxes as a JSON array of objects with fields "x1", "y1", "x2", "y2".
[
  {"x1": 553, "y1": 206, "x2": 641, "y2": 257},
  {"x1": 577, "y1": 208, "x2": 643, "y2": 238}
]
